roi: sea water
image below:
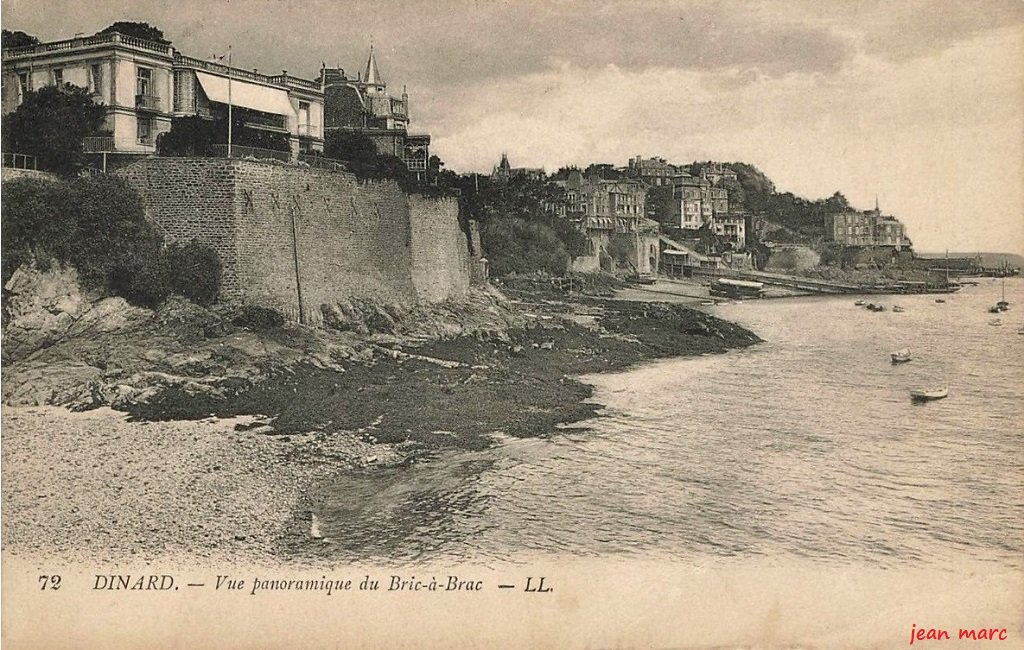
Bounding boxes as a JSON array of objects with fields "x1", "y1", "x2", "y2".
[{"x1": 305, "y1": 278, "x2": 1024, "y2": 568}]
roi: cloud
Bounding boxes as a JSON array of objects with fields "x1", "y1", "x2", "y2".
[
  {"x1": 427, "y1": 25, "x2": 1023, "y2": 253},
  {"x1": 3, "y1": 0, "x2": 1021, "y2": 252}
]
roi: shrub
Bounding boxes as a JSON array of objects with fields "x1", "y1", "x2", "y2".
[
  {"x1": 163, "y1": 242, "x2": 221, "y2": 306},
  {"x1": 2, "y1": 176, "x2": 162, "y2": 292},
  {"x1": 117, "y1": 254, "x2": 171, "y2": 308},
  {"x1": 2, "y1": 177, "x2": 222, "y2": 309},
  {"x1": 481, "y1": 218, "x2": 569, "y2": 276},
  {"x1": 231, "y1": 305, "x2": 285, "y2": 331}
]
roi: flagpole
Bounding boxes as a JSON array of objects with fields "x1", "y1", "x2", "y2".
[{"x1": 227, "y1": 45, "x2": 232, "y2": 158}]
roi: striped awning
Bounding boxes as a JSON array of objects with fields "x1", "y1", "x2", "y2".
[{"x1": 195, "y1": 71, "x2": 294, "y2": 117}]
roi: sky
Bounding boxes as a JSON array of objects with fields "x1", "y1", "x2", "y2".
[{"x1": 4, "y1": 0, "x2": 1023, "y2": 254}]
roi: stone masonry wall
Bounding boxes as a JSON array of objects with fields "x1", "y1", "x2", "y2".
[
  {"x1": 116, "y1": 158, "x2": 240, "y2": 295},
  {"x1": 117, "y1": 158, "x2": 469, "y2": 324},
  {"x1": 228, "y1": 163, "x2": 417, "y2": 324},
  {"x1": 409, "y1": 195, "x2": 470, "y2": 303}
]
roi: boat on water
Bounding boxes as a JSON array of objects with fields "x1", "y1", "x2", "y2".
[
  {"x1": 935, "y1": 298, "x2": 946, "y2": 303},
  {"x1": 709, "y1": 278, "x2": 765, "y2": 299},
  {"x1": 911, "y1": 387, "x2": 948, "y2": 402},
  {"x1": 993, "y1": 262, "x2": 1010, "y2": 311},
  {"x1": 866, "y1": 303, "x2": 885, "y2": 312},
  {"x1": 890, "y1": 349, "x2": 912, "y2": 363},
  {"x1": 989, "y1": 318, "x2": 1002, "y2": 326},
  {"x1": 892, "y1": 305, "x2": 905, "y2": 313},
  {"x1": 854, "y1": 299, "x2": 866, "y2": 306}
]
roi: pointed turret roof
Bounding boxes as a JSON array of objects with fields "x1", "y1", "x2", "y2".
[{"x1": 364, "y1": 45, "x2": 384, "y2": 86}]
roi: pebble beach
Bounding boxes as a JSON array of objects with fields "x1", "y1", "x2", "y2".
[{"x1": 1, "y1": 406, "x2": 401, "y2": 565}]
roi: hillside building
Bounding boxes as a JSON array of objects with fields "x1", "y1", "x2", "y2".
[
  {"x1": 554, "y1": 170, "x2": 659, "y2": 274},
  {"x1": 700, "y1": 162, "x2": 738, "y2": 185},
  {"x1": 826, "y1": 209, "x2": 911, "y2": 249},
  {"x1": 625, "y1": 156, "x2": 684, "y2": 186},
  {"x1": 492, "y1": 153, "x2": 545, "y2": 183}
]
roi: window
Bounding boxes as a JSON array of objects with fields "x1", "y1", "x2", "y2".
[
  {"x1": 17, "y1": 72, "x2": 30, "y2": 100},
  {"x1": 52, "y1": 68, "x2": 63, "y2": 86},
  {"x1": 89, "y1": 63, "x2": 103, "y2": 94},
  {"x1": 298, "y1": 100, "x2": 310, "y2": 135},
  {"x1": 136, "y1": 66, "x2": 152, "y2": 96},
  {"x1": 137, "y1": 117, "x2": 153, "y2": 144}
]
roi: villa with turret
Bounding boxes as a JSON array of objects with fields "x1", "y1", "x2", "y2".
[{"x1": 321, "y1": 46, "x2": 430, "y2": 173}]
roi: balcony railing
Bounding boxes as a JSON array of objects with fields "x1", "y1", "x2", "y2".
[
  {"x1": 137, "y1": 135, "x2": 155, "y2": 146},
  {"x1": 135, "y1": 94, "x2": 161, "y2": 111},
  {"x1": 3, "y1": 153, "x2": 38, "y2": 169},
  {"x1": 404, "y1": 157, "x2": 427, "y2": 172},
  {"x1": 175, "y1": 54, "x2": 322, "y2": 93},
  {"x1": 2, "y1": 32, "x2": 173, "y2": 60},
  {"x1": 296, "y1": 124, "x2": 320, "y2": 138},
  {"x1": 298, "y1": 154, "x2": 348, "y2": 170},
  {"x1": 268, "y1": 74, "x2": 322, "y2": 92},
  {"x1": 243, "y1": 113, "x2": 288, "y2": 132},
  {"x1": 83, "y1": 136, "x2": 116, "y2": 152},
  {"x1": 207, "y1": 144, "x2": 291, "y2": 162}
]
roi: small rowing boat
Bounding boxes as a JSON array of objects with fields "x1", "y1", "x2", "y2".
[
  {"x1": 890, "y1": 349, "x2": 912, "y2": 363},
  {"x1": 911, "y1": 387, "x2": 948, "y2": 402}
]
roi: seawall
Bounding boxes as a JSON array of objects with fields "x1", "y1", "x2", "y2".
[{"x1": 116, "y1": 158, "x2": 470, "y2": 324}]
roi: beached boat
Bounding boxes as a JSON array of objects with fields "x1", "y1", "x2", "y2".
[
  {"x1": 890, "y1": 349, "x2": 912, "y2": 363},
  {"x1": 911, "y1": 387, "x2": 948, "y2": 402},
  {"x1": 709, "y1": 278, "x2": 764, "y2": 299}
]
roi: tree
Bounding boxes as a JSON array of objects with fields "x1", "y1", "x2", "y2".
[
  {"x1": 583, "y1": 163, "x2": 624, "y2": 180},
  {"x1": 823, "y1": 191, "x2": 851, "y2": 213},
  {"x1": 2, "y1": 29, "x2": 40, "y2": 48},
  {"x1": 1, "y1": 85, "x2": 107, "y2": 176},
  {"x1": 156, "y1": 116, "x2": 221, "y2": 156},
  {"x1": 325, "y1": 131, "x2": 379, "y2": 164},
  {"x1": 98, "y1": 21, "x2": 168, "y2": 44}
]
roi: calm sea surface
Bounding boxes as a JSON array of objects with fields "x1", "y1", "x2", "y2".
[{"x1": 306, "y1": 278, "x2": 1024, "y2": 568}]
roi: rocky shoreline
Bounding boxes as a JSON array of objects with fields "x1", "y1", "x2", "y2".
[{"x1": 2, "y1": 271, "x2": 761, "y2": 563}]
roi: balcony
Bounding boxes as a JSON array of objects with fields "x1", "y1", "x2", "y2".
[
  {"x1": 135, "y1": 94, "x2": 161, "y2": 112},
  {"x1": 83, "y1": 136, "x2": 116, "y2": 153},
  {"x1": 296, "y1": 124, "x2": 320, "y2": 138}
]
